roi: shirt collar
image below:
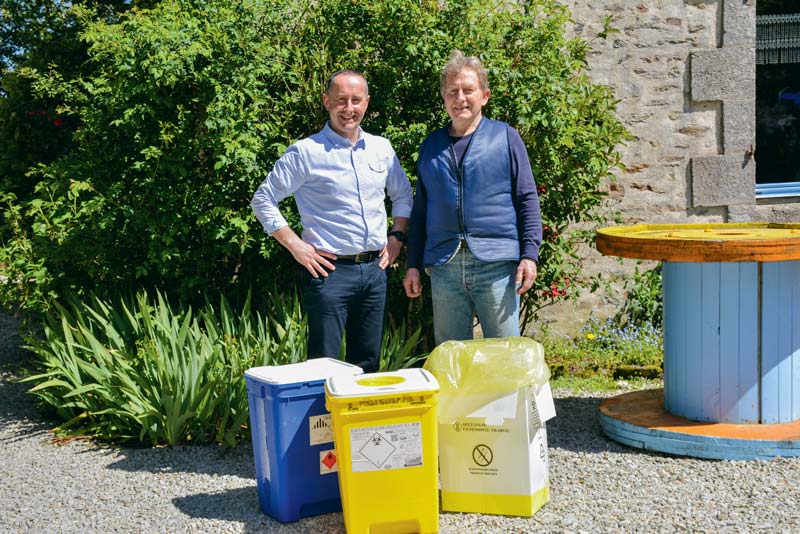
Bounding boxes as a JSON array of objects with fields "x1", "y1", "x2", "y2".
[
  {"x1": 447, "y1": 115, "x2": 485, "y2": 138},
  {"x1": 322, "y1": 121, "x2": 366, "y2": 149}
]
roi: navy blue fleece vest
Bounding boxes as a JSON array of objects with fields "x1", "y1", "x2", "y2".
[{"x1": 417, "y1": 118, "x2": 519, "y2": 267}]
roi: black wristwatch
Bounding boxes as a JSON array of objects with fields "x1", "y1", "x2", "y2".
[{"x1": 388, "y1": 230, "x2": 407, "y2": 244}]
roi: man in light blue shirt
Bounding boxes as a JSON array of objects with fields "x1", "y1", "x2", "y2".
[{"x1": 251, "y1": 70, "x2": 412, "y2": 369}]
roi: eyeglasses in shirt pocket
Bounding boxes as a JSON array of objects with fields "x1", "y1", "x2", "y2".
[{"x1": 368, "y1": 159, "x2": 388, "y2": 174}]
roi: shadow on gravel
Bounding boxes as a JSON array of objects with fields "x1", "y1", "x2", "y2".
[
  {"x1": 173, "y1": 487, "x2": 347, "y2": 534},
  {"x1": 548, "y1": 396, "x2": 609, "y2": 453},
  {"x1": 0, "y1": 377, "x2": 52, "y2": 442},
  {"x1": 0, "y1": 312, "x2": 55, "y2": 440},
  {"x1": 172, "y1": 487, "x2": 261, "y2": 523},
  {"x1": 549, "y1": 396, "x2": 668, "y2": 458},
  {"x1": 104, "y1": 396, "x2": 647, "y2": 477},
  {"x1": 105, "y1": 440, "x2": 258, "y2": 478}
]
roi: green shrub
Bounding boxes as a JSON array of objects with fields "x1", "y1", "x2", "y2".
[
  {"x1": 1, "y1": 0, "x2": 627, "y2": 345},
  {"x1": 612, "y1": 263, "x2": 663, "y2": 329}
]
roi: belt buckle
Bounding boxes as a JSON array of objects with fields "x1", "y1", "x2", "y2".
[{"x1": 354, "y1": 252, "x2": 369, "y2": 263}]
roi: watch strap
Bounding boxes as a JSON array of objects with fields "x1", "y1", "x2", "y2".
[{"x1": 388, "y1": 230, "x2": 407, "y2": 243}]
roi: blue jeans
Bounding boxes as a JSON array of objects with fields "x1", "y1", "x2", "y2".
[
  {"x1": 302, "y1": 259, "x2": 387, "y2": 370},
  {"x1": 430, "y1": 247, "x2": 520, "y2": 345}
]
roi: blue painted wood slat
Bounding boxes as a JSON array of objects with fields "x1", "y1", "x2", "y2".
[
  {"x1": 777, "y1": 263, "x2": 794, "y2": 423},
  {"x1": 700, "y1": 263, "x2": 721, "y2": 422},
  {"x1": 761, "y1": 261, "x2": 800, "y2": 423},
  {"x1": 663, "y1": 262, "x2": 704, "y2": 420},
  {"x1": 735, "y1": 262, "x2": 759, "y2": 423},
  {"x1": 793, "y1": 261, "x2": 800, "y2": 422},
  {"x1": 761, "y1": 263, "x2": 780, "y2": 423},
  {"x1": 684, "y1": 263, "x2": 704, "y2": 420},
  {"x1": 662, "y1": 262, "x2": 678, "y2": 415},
  {"x1": 664, "y1": 262, "x2": 690, "y2": 416},
  {"x1": 719, "y1": 263, "x2": 739, "y2": 423}
]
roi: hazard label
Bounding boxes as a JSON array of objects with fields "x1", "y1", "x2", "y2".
[
  {"x1": 349, "y1": 422, "x2": 423, "y2": 472},
  {"x1": 320, "y1": 449, "x2": 338, "y2": 474},
  {"x1": 309, "y1": 414, "x2": 333, "y2": 446},
  {"x1": 360, "y1": 433, "x2": 396, "y2": 467}
]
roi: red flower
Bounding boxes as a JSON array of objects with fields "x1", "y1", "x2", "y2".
[
  {"x1": 53, "y1": 119, "x2": 65, "y2": 127},
  {"x1": 537, "y1": 184, "x2": 547, "y2": 195}
]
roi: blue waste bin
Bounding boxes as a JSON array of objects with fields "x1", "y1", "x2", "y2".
[{"x1": 245, "y1": 358, "x2": 362, "y2": 522}]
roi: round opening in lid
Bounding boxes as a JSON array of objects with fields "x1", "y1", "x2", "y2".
[{"x1": 356, "y1": 376, "x2": 406, "y2": 387}]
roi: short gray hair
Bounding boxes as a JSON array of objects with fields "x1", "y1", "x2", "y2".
[
  {"x1": 439, "y1": 50, "x2": 489, "y2": 96},
  {"x1": 326, "y1": 69, "x2": 369, "y2": 95}
]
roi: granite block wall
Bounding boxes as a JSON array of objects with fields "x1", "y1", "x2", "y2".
[{"x1": 538, "y1": 1, "x2": 800, "y2": 332}]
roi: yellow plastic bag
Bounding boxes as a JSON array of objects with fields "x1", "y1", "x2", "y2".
[{"x1": 423, "y1": 337, "x2": 550, "y2": 422}]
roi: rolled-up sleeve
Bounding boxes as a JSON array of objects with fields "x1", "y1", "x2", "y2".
[
  {"x1": 385, "y1": 151, "x2": 413, "y2": 218},
  {"x1": 251, "y1": 146, "x2": 307, "y2": 235}
]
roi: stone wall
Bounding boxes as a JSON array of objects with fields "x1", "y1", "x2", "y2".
[{"x1": 538, "y1": 1, "x2": 800, "y2": 333}]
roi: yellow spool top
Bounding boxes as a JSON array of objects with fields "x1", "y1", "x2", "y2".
[{"x1": 596, "y1": 223, "x2": 800, "y2": 262}]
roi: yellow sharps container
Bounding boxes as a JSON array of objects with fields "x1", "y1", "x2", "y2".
[{"x1": 325, "y1": 368, "x2": 439, "y2": 534}]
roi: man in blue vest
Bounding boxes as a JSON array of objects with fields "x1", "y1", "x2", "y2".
[
  {"x1": 252, "y1": 70, "x2": 412, "y2": 369},
  {"x1": 403, "y1": 51, "x2": 542, "y2": 344}
]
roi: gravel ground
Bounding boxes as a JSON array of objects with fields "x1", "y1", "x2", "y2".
[{"x1": 2, "y1": 311, "x2": 800, "y2": 534}]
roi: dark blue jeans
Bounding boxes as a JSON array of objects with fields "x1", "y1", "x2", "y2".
[{"x1": 302, "y1": 259, "x2": 387, "y2": 370}]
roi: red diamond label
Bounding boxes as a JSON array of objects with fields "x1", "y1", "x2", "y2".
[
  {"x1": 320, "y1": 450, "x2": 338, "y2": 474},
  {"x1": 323, "y1": 451, "x2": 336, "y2": 469}
]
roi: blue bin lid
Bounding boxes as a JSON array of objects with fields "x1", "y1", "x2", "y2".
[{"x1": 245, "y1": 358, "x2": 362, "y2": 386}]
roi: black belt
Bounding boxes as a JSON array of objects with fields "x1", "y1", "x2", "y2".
[{"x1": 335, "y1": 250, "x2": 381, "y2": 264}]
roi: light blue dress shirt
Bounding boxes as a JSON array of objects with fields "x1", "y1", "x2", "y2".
[{"x1": 251, "y1": 122, "x2": 413, "y2": 255}]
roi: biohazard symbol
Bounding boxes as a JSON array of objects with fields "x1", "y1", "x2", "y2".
[
  {"x1": 472, "y1": 444, "x2": 493, "y2": 467},
  {"x1": 322, "y1": 451, "x2": 337, "y2": 469}
]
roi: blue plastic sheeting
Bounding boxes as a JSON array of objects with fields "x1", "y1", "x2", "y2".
[{"x1": 756, "y1": 182, "x2": 800, "y2": 199}]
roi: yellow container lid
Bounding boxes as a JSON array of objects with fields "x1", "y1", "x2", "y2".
[{"x1": 326, "y1": 368, "x2": 439, "y2": 398}]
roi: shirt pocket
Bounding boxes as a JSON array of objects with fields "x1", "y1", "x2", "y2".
[
  {"x1": 364, "y1": 158, "x2": 390, "y2": 197},
  {"x1": 368, "y1": 158, "x2": 389, "y2": 175}
]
